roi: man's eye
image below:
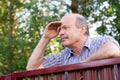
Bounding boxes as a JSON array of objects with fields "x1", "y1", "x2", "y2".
[
  {"x1": 64, "y1": 27, "x2": 69, "y2": 29},
  {"x1": 57, "y1": 27, "x2": 61, "y2": 31}
]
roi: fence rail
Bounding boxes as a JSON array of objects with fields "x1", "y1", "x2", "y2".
[{"x1": 0, "y1": 57, "x2": 120, "y2": 80}]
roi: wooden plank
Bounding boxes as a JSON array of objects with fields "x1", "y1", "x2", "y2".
[
  {"x1": 118, "y1": 64, "x2": 120, "y2": 80},
  {"x1": 0, "y1": 75, "x2": 5, "y2": 80},
  {"x1": 98, "y1": 66, "x2": 114, "y2": 80},
  {"x1": 83, "y1": 69, "x2": 97, "y2": 80},
  {"x1": 0, "y1": 57, "x2": 120, "y2": 80},
  {"x1": 91, "y1": 69, "x2": 97, "y2": 80},
  {"x1": 11, "y1": 57, "x2": 120, "y2": 79},
  {"x1": 54, "y1": 72, "x2": 65, "y2": 80},
  {"x1": 68, "y1": 70, "x2": 83, "y2": 80}
]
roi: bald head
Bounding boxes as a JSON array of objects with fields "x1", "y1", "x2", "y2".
[
  {"x1": 61, "y1": 13, "x2": 83, "y2": 20},
  {"x1": 61, "y1": 13, "x2": 89, "y2": 35}
]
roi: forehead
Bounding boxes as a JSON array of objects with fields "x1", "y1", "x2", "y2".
[{"x1": 61, "y1": 14, "x2": 77, "y2": 26}]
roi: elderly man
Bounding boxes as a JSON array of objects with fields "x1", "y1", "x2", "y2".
[{"x1": 26, "y1": 13, "x2": 120, "y2": 70}]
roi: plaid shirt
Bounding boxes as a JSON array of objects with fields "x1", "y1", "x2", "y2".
[{"x1": 42, "y1": 36, "x2": 119, "y2": 68}]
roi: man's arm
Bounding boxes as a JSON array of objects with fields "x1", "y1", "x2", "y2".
[
  {"x1": 82, "y1": 41, "x2": 120, "y2": 62},
  {"x1": 26, "y1": 21, "x2": 61, "y2": 70},
  {"x1": 26, "y1": 37, "x2": 50, "y2": 70}
]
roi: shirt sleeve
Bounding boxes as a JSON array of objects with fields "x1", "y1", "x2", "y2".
[
  {"x1": 101, "y1": 36, "x2": 119, "y2": 47},
  {"x1": 42, "y1": 51, "x2": 65, "y2": 68},
  {"x1": 87, "y1": 36, "x2": 120, "y2": 56}
]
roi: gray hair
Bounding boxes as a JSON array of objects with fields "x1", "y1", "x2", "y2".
[{"x1": 76, "y1": 16, "x2": 89, "y2": 36}]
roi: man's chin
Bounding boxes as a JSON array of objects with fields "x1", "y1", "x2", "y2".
[{"x1": 62, "y1": 43, "x2": 70, "y2": 47}]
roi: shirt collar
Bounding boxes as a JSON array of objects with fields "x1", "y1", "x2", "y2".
[
  {"x1": 66, "y1": 37, "x2": 92, "y2": 58},
  {"x1": 84, "y1": 37, "x2": 92, "y2": 50}
]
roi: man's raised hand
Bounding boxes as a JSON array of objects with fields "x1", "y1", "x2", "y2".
[{"x1": 43, "y1": 21, "x2": 62, "y2": 40}]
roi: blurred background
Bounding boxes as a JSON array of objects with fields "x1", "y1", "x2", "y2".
[{"x1": 0, "y1": 0, "x2": 120, "y2": 75}]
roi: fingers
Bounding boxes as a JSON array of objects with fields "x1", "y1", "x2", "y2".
[
  {"x1": 43, "y1": 21, "x2": 62, "y2": 39},
  {"x1": 47, "y1": 21, "x2": 62, "y2": 30}
]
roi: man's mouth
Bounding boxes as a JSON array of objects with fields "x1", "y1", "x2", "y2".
[{"x1": 61, "y1": 36, "x2": 69, "y2": 41}]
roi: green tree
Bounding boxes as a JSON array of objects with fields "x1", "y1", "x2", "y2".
[
  {"x1": 96, "y1": 0, "x2": 120, "y2": 43},
  {"x1": 0, "y1": 0, "x2": 66, "y2": 74},
  {"x1": 0, "y1": 0, "x2": 25, "y2": 74}
]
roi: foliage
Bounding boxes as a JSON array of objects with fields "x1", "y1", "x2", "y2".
[
  {"x1": 96, "y1": 0, "x2": 120, "y2": 43},
  {"x1": 21, "y1": 0, "x2": 66, "y2": 56},
  {"x1": 0, "y1": 0, "x2": 26, "y2": 74},
  {"x1": 0, "y1": 0, "x2": 66, "y2": 74}
]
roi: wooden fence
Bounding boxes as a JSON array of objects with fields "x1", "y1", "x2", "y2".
[{"x1": 0, "y1": 57, "x2": 120, "y2": 80}]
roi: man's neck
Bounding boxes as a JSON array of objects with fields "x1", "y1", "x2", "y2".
[{"x1": 70, "y1": 36, "x2": 88, "y2": 56}]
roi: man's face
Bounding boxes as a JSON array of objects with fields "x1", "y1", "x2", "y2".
[{"x1": 58, "y1": 16, "x2": 84, "y2": 47}]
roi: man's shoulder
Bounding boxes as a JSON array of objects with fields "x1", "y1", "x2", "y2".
[
  {"x1": 90, "y1": 35, "x2": 115, "y2": 41},
  {"x1": 89, "y1": 35, "x2": 118, "y2": 46}
]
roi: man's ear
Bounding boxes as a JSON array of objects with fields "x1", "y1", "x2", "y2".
[{"x1": 80, "y1": 26, "x2": 86, "y2": 34}]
